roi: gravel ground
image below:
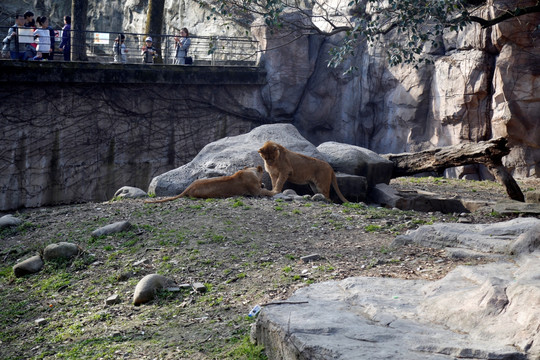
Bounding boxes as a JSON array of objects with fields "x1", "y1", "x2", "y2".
[{"x1": 0, "y1": 177, "x2": 537, "y2": 359}]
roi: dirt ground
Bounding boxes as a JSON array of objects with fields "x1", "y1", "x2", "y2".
[{"x1": 0, "y1": 177, "x2": 538, "y2": 359}]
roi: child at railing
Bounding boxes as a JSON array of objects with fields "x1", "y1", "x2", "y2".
[{"x1": 141, "y1": 36, "x2": 156, "y2": 64}]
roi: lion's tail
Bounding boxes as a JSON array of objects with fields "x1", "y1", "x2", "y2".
[
  {"x1": 144, "y1": 190, "x2": 186, "y2": 204},
  {"x1": 331, "y1": 173, "x2": 349, "y2": 203}
]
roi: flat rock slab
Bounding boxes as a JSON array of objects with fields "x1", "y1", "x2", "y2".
[
  {"x1": 392, "y1": 217, "x2": 540, "y2": 258},
  {"x1": 255, "y1": 252, "x2": 540, "y2": 359}
]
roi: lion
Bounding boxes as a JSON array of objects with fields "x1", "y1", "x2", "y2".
[
  {"x1": 258, "y1": 141, "x2": 349, "y2": 203},
  {"x1": 145, "y1": 166, "x2": 273, "y2": 203}
]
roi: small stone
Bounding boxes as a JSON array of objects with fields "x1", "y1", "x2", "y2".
[
  {"x1": 312, "y1": 193, "x2": 328, "y2": 202},
  {"x1": 301, "y1": 254, "x2": 321, "y2": 263},
  {"x1": 192, "y1": 282, "x2": 207, "y2": 293},
  {"x1": 165, "y1": 287, "x2": 181, "y2": 292},
  {"x1": 113, "y1": 186, "x2": 147, "y2": 199},
  {"x1": 178, "y1": 283, "x2": 192, "y2": 289},
  {"x1": 35, "y1": 318, "x2": 47, "y2": 326},
  {"x1": 133, "y1": 259, "x2": 150, "y2": 267},
  {"x1": 282, "y1": 189, "x2": 298, "y2": 196},
  {"x1": 0, "y1": 214, "x2": 23, "y2": 228},
  {"x1": 43, "y1": 242, "x2": 80, "y2": 261},
  {"x1": 13, "y1": 255, "x2": 44, "y2": 277},
  {"x1": 91, "y1": 221, "x2": 132, "y2": 238},
  {"x1": 106, "y1": 294, "x2": 121, "y2": 305}
]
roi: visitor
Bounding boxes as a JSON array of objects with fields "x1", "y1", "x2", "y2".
[
  {"x1": 59, "y1": 15, "x2": 71, "y2": 61},
  {"x1": 113, "y1": 34, "x2": 128, "y2": 63},
  {"x1": 23, "y1": 11, "x2": 35, "y2": 27},
  {"x1": 4, "y1": 14, "x2": 25, "y2": 60},
  {"x1": 34, "y1": 16, "x2": 52, "y2": 60},
  {"x1": 32, "y1": 51, "x2": 43, "y2": 61},
  {"x1": 174, "y1": 28, "x2": 190, "y2": 65},
  {"x1": 23, "y1": 11, "x2": 37, "y2": 59},
  {"x1": 141, "y1": 36, "x2": 156, "y2": 64},
  {"x1": 47, "y1": 20, "x2": 57, "y2": 60}
]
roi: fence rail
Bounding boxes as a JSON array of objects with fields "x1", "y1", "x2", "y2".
[{"x1": 1, "y1": 27, "x2": 260, "y2": 66}]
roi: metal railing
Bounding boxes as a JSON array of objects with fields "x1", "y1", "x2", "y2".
[{"x1": 1, "y1": 27, "x2": 261, "y2": 66}]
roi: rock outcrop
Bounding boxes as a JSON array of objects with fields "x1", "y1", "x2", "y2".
[
  {"x1": 255, "y1": 220, "x2": 540, "y2": 359},
  {"x1": 392, "y1": 217, "x2": 540, "y2": 259},
  {"x1": 148, "y1": 124, "x2": 375, "y2": 201}
]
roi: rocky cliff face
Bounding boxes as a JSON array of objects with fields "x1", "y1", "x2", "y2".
[
  {"x1": 253, "y1": 0, "x2": 539, "y2": 178},
  {"x1": 1, "y1": 0, "x2": 538, "y2": 178}
]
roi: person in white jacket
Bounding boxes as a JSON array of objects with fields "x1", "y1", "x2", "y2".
[{"x1": 34, "y1": 16, "x2": 52, "y2": 60}]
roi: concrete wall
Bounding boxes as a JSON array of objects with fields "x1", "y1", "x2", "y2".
[{"x1": 0, "y1": 61, "x2": 269, "y2": 210}]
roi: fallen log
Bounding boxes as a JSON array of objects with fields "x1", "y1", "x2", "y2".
[{"x1": 383, "y1": 137, "x2": 524, "y2": 202}]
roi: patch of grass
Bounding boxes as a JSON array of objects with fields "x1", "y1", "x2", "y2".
[
  {"x1": 282, "y1": 266, "x2": 292, "y2": 273},
  {"x1": 224, "y1": 334, "x2": 267, "y2": 360},
  {"x1": 274, "y1": 206, "x2": 283, "y2": 211},
  {"x1": 232, "y1": 199, "x2": 245, "y2": 208},
  {"x1": 292, "y1": 209, "x2": 301, "y2": 215},
  {"x1": 364, "y1": 224, "x2": 382, "y2": 232}
]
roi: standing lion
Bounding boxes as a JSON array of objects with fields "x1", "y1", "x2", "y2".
[{"x1": 258, "y1": 141, "x2": 349, "y2": 203}]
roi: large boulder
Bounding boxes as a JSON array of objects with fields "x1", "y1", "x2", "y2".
[
  {"x1": 317, "y1": 142, "x2": 393, "y2": 188},
  {"x1": 148, "y1": 124, "x2": 355, "y2": 198}
]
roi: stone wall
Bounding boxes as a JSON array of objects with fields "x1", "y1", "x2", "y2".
[{"x1": 0, "y1": 62, "x2": 268, "y2": 210}]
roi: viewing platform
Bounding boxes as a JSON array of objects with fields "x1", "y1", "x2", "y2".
[{"x1": 0, "y1": 60, "x2": 267, "y2": 85}]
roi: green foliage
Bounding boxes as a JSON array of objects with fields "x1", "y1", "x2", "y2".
[{"x1": 201, "y1": 0, "x2": 535, "y2": 67}]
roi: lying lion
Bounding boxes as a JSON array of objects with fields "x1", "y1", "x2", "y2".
[
  {"x1": 258, "y1": 141, "x2": 349, "y2": 203},
  {"x1": 145, "y1": 166, "x2": 273, "y2": 203}
]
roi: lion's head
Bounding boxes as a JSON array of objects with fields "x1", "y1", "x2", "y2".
[{"x1": 258, "y1": 141, "x2": 280, "y2": 165}]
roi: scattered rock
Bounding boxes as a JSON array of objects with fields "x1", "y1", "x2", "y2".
[
  {"x1": 13, "y1": 255, "x2": 44, "y2": 277},
  {"x1": 0, "y1": 214, "x2": 23, "y2": 228},
  {"x1": 34, "y1": 318, "x2": 47, "y2": 326},
  {"x1": 282, "y1": 189, "x2": 298, "y2": 196},
  {"x1": 91, "y1": 221, "x2": 132, "y2": 238},
  {"x1": 105, "y1": 294, "x2": 121, "y2": 305},
  {"x1": 113, "y1": 186, "x2": 148, "y2": 199},
  {"x1": 192, "y1": 282, "x2": 207, "y2": 293},
  {"x1": 311, "y1": 194, "x2": 328, "y2": 202},
  {"x1": 525, "y1": 190, "x2": 540, "y2": 204},
  {"x1": 133, "y1": 259, "x2": 150, "y2": 267},
  {"x1": 43, "y1": 242, "x2": 80, "y2": 261},
  {"x1": 133, "y1": 274, "x2": 176, "y2": 306},
  {"x1": 300, "y1": 254, "x2": 320, "y2": 263}
]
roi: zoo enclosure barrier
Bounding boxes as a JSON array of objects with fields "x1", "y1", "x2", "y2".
[{"x1": 1, "y1": 27, "x2": 261, "y2": 66}]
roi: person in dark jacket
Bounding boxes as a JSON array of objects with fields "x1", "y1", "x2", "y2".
[{"x1": 59, "y1": 16, "x2": 71, "y2": 61}]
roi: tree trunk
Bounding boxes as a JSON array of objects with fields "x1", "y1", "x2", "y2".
[
  {"x1": 71, "y1": 0, "x2": 88, "y2": 61},
  {"x1": 146, "y1": 0, "x2": 166, "y2": 63},
  {"x1": 383, "y1": 138, "x2": 525, "y2": 202}
]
